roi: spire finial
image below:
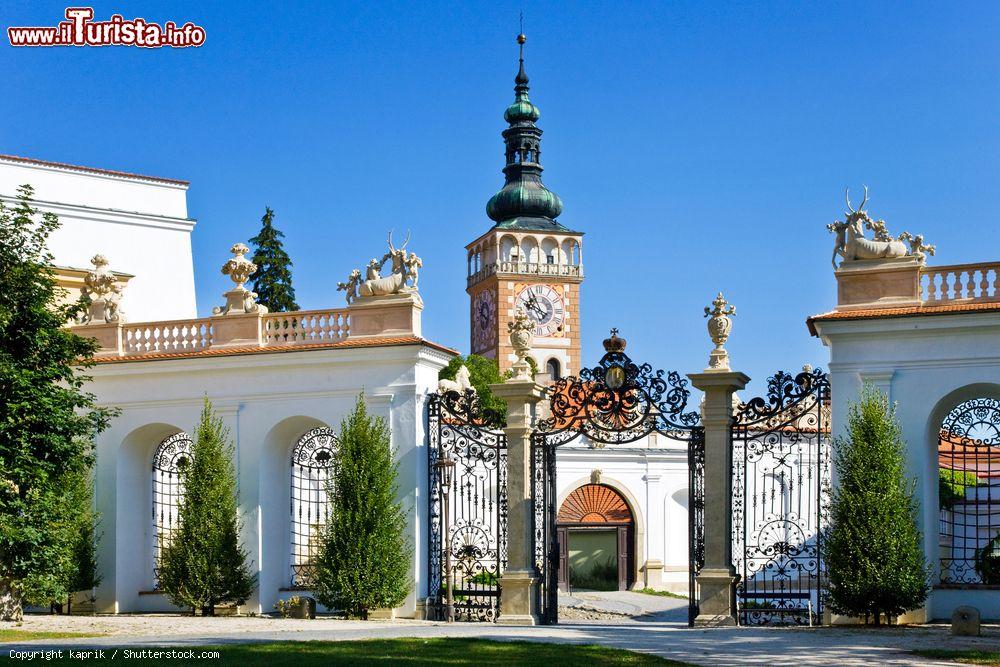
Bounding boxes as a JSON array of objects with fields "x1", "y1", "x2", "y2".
[{"x1": 515, "y1": 16, "x2": 528, "y2": 86}]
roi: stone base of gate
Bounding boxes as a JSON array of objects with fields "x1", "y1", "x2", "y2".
[
  {"x1": 694, "y1": 568, "x2": 738, "y2": 627},
  {"x1": 497, "y1": 569, "x2": 539, "y2": 626}
]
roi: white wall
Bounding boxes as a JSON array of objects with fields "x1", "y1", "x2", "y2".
[
  {"x1": 815, "y1": 311, "x2": 1000, "y2": 621},
  {"x1": 0, "y1": 157, "x2": 197, "y2": 322},
  {"x1": 554, "y1": 434, "x2": 691, "y2": 593},
  {"x1": 88, "y1": 342, "x2": 450, "y2": 616}
]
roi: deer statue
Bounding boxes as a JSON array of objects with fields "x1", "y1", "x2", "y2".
[{"x1": 828, "y1": 187, "x2": 910, "y2": 268}]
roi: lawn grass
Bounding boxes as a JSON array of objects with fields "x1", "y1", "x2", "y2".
[
  {"x1": 635, "y1": 588, "x2": 687, "y2": 600},
  {"x1": 0, "y1": 638, "x2": 691, "y2": 665},
  {"x1": 0, "y1": 629, "x2": 101, "y2": 642},
  {"x1": 912, "y1": 649, "x2": 1000, "y2": 665}
]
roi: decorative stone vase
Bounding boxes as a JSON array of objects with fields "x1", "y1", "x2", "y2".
[
  {"x1": 290, "y1": 596, "x2": 316, "y2": 619},
  {"x1": 703, "y1": 293, "x2": 736, "y2": 371}
]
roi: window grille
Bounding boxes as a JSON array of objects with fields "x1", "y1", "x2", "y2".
[
  {"x1": 290, "y1": 427, "x2": 338, "y2": 588},
  {"x1": 151, "y1": 432, "x2": 193, "y2": 588}
]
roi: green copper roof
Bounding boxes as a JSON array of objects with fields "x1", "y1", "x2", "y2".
[{"x1": 485, "y1": 35, "x2": 575, "y2": 233}]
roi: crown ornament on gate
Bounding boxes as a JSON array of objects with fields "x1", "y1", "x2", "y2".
[
  {"x1": 603, "y1": 328, "x2": 627, "y2": 353},
  {"x1": 704, "y1": 292, "x2": 736, "y2": 371}
]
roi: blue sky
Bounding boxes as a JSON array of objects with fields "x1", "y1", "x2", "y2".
[{"x1": 3, "y1": 1, "x2": 999, "y2": 391}]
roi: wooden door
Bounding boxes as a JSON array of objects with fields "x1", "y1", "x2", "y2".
[
  {"x1": 557, "y1": 527, "x2": 569, "y2": 591},
  {"x1": 617, "y1": 526, "x2": 629, "y2": 591}
]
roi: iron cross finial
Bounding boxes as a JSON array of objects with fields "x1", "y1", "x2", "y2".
[{"x1": 610, "y1": 327, "x2": 619, "y2": 337}]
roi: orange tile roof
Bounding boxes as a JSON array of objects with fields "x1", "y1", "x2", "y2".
[
  {"x1": 94, "y1": 336, "x2": 458, "y2": 364},
  {"x1": 0, "y1": 154, "x2": 189, "y2": 186},
  {"x1": 807, "y1": 301, "x2": 1000, "y2": 336}
]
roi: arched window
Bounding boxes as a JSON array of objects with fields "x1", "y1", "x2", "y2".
[
  {"x1": 290, "y1": 427, "x2": 338, "y2": 588},
  {"x1": 547, "y1": 358, "x2": 562, "y2": 381},
  {"x1": 152, "y1": 431, "x2": 193, "y2": 587},
  {"x1": 939, "y1": 397, "x2": 1000, "y2": 585}
]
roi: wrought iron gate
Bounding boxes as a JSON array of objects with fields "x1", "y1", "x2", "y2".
[
  {"x1": 531, "y1": 331, "x2": 703, "y2": 625},
  {"x1": 731, "y1": 367, "x2": 831, "y2": 625},
  {"x1": 427, "y1": 390, "x2": 508, "y2": 622}
]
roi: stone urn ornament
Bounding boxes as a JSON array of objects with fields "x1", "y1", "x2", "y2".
[
  {"x1": 80, "y1": 253, "x2": 125, "y2": 324},
  {"x1": 704, "y1": 292, "x2": 736, "y2": 371},
  {"x1": 508, "y1": 308, "x2": 535, "y2": 380},
  {"x1": 213, "y1": 243, "x2": 268, "y2": 316}
]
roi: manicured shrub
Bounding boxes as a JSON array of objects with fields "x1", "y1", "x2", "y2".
[
  {"x1": 313, "y1": 395, "x2": 411, "y2": 619},
  {"x1": 157, "y1": 399, "x2": 256, "y2": 615},
  {"x1": 823, "y1": 385, "x2": 929, "y2": 625}
]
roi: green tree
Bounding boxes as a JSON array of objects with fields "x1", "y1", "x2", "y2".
[
  {"x1": 158, "y1": 399, "x2": 255, "y2": 615},
  {"x1": 63, "y1": 466, "x2": 102, "y2": 613},
  {"x1": 824, "y1": 385, "x2": 929, "y2": 624},
  {"x1": 313, "y1": 395, "x2": 411, "y2": 619},
  {"x1": 0, "y1": 186, "x2": 116, "y2": 621},
  {"x1": 248, "y1": 206, "x2": 299, "y2": 312},
  {"x1": 438, "y1": 354, "x2": 538, "y2": 424}
]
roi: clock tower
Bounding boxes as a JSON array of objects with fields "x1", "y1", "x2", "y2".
[{"x1": 466, "y1": 34, "x2": 583, "y2": 379}]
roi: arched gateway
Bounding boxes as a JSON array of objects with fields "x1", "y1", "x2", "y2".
[
  {"x1": 428, "y1": 330, "x2": 831, "y2": 626},
  {"x1": 556, "y1": 484, "x2": 635, "y2": 591}
]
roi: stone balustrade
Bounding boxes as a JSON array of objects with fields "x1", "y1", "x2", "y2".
[
  {"x1": 72, "y1": 293, "x2": 422, "y2": 359},
  {"x1": 123, "y1": 318, "x2": 214, "y2": 354},
  {"x1": 262, "y1": 309, "x2": 349, "y2": 344},
  {"x1": 920, "y1": 262, "x2": 1000, "y2": 304},
  {"x1": 467, "y1": 261, "x2": 583, "y2": 287}
]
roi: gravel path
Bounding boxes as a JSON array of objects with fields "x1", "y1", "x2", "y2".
[{"x1": 4, "y1": 613, "x2": 999, "y2": 666}]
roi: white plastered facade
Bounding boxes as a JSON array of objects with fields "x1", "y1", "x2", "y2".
[
  {"x1": 0, "y1": 156, "x2": 197, "y2": 322},
  {"x1": 813, "y1": 310, "x2": 1000, "y2": 621}
]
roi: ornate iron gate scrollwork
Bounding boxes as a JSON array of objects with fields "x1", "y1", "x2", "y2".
[
  {"x1": 428, "y1": 389, "x2": 507, "y2": 622},
  {"x1": 531, "y1": 331, "x2": 704, "y2": 625},
  {"x1": 731, "y1": 367, "x2": 831, "y2": 626}
]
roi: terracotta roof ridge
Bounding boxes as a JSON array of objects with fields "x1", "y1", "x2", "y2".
[{"x1": 0, "y1": 154, "x2": 189, "y2": 186}]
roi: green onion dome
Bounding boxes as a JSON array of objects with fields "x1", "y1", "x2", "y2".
[{"x1": 487, "y1": 176, "x2": 563, "y2": 223}]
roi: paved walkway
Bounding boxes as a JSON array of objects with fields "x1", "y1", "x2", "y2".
[
  {"x1": 4, "y1": 609, "x2": 999, "y2": 666},
  {"x1": 559, "y1": 589, "x2": 688, "y2": 620}
]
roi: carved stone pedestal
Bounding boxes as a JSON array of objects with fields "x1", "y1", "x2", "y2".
[
  {"x1": 495, "y1": 569, "x2": 539, "y2": 626},
  {"x1": 211, "y1": 313, "x2": 263, "y2": 348},
  {"x1": 70, "y1": 322, "x2": 124, "y2": 358},
  {"x1": 835, "y1": 256, "x2": 922, "y2": 311},
  {"x1": 348, "y1": 292, "x2": 423, "y2": 339},
  {"x1": 693, "y1": 567, "x2": 739, "y2": 627}
]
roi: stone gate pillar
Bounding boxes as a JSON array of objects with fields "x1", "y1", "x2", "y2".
[
  {"x1": 688, "y1": 293, "x2": 749, "y2": 627},
  {"x1": 491, "y1": 311, "x2": 545, "y2": 625}
]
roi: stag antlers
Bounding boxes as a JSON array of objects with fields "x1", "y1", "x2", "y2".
[
  {"x1": 387, "y1": 229, "x2": 410, "y2": 254},
  {"x1": 845, "y1": 185, "x2": 869, "y2": 215}
]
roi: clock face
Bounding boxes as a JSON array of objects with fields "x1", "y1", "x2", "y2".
[
  {"x1": 472, "y1": 288, "x2": 496, "y2": 352},
  {"x1": 516, "y1": 284, "x2": 566, "y2": 337}
]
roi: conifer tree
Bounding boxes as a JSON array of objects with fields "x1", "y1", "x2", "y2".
[
  {"x1": 63, "y1": 466, "x2": 102, "y2": 613},
  {"x1": 313, "y1": 395, "x2": 411, "y2": 619},
  {"x1": 0, "y1": 186, "x2": 115, "y2": 621},
  {"x1": 824, "y1": 385, "x2": 929, "y2": 624},
  {"x1": 158, "y1": 400, "x2": 255, "y2": 615},
  {"x1": 248, "y1": 207, "x2": 299, "y2": 312}
]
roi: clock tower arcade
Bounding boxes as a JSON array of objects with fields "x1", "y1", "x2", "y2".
[{"x1": 466, "y1": 34, "x2": 583, "y2": 379}]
